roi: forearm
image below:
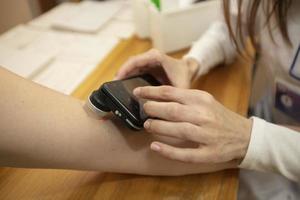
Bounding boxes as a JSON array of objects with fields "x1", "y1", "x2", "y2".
[{"x1": 0, "y1": 68, "x2": 235, "y2": 175}]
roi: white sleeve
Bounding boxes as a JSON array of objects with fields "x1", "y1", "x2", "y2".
[
  {"x1": 184, "y1": 0, "x2": 255, "y2": 78},
  {"x1": 239, "y1": 117, "x2": 300, "y2": 182},
  {"x1": 184, "y1": 21, "x2": 237, "y2": 77}
]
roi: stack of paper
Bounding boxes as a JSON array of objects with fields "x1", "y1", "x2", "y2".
[
  {"x1": 0, "y1": 25, "x2": 44, "y2": 49},
  {"x1": 0, "y1": 0, "x2": 136, "y2": 95},
  {"x1": 98, "y1": 20, "x2": 135, "y2": 39},
  {"x1": 57, "y1": 33, "x2": 119, "y2": 64},
  {"x1": 114, "y1": 3, "x2": 134, "y2": 21},
  {"x1": 25, "y1": 30, "x2": 119, "y2": 66},
  {"x1": 0, "y1": 26, "x2": 54, "y2": 78},
  {"x1": 29, "y1": 2, "x2": 79, "y2": 30},
  {"x1": 33, "y1": 60, "x2": 95, "y2": 95},
  {"x1": 53, "y1": 1, "x2": 124, "y2": 33},
  {"x1": 29, "y1": 0, "x2": 135, "y2": 38},
  {"x1": 0, "y1": 45, "x2": 55, "y2": 78},
  {"x1": 23, "y1": 30, "x2": 119, "y2": 93},
  {"x1": 0, "y1": 45, "x2": 16, "y2": 61},
  {"x1": 0, "y1": 25, "x2": 119, "y2": 91},
  {"x1": 30, "y1": 1, "x2": 124, "y2": 34}
]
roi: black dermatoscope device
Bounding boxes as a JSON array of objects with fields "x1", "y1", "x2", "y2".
[{"x1": 86, "y1": 74, "x2": 161, "y2": 130}]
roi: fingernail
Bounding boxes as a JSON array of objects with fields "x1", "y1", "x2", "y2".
[
  {"x1": 144, "y1": 119, "x2": 151, "y2": 129},
  {"x1": 133, "y1": 87, "x2": 141, "y2": 96},
  {"x1": 151, "y1": 142, "x2": 161, "y2": 152}
]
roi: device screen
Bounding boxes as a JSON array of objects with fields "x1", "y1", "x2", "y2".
[{"x1": 103, "y1": 75, "x2": 160, "y2": 122}]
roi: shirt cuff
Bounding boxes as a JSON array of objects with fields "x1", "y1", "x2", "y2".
[
  {"x1": 239, "y1": 117, "x2": 266, "y2": 170},
  {"x1": 184, "y1": 37, "x2": 224, "y2": 77},
  {"x1": 183, "y1": 21, "x2": 236, "y2": 78}
]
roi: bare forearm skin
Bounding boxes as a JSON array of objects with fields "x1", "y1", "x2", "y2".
[{"x1": 0, "y1": 67, "x2": 236, "y2": 175}]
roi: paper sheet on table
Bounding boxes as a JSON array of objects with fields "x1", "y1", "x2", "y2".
[
  {"x1": 0, "y1": 44, "x2": 55, "y2": 78},
  {"x1": 26, "y1": 30, "x2": 119, "y2": 66},
  {"x1": 0, "y1": 25, "x2": 44, "y2": 49},
  {"x1": 27, "y1": 31, "x2": 119, "y2": 94},
  {"x1": 52, "y1": 1, "x2": 124, "y2": 33},
  {"x1": 32, "y1": 60, "x2": 95, "y2": 95},
  {"x1": 0, "y1": 27, "x2": 119, "y2": 80},
  {"x1": 114, "y1": 4, "x2": 133, "y2": 21},
  {"x1": 98, "y1": 20, "x2": 135, "y2": 39},
  {"x1": 0, "y1": 45, "x2": 16, "y2": 61},
  {"x1": 29, "y1": 2, "x2": 79, "y2": 30},
  {"x1": 58, "y1": 38, "x2": 119, "y2": 65}
]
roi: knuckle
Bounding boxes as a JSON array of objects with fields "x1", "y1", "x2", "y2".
[
  {"x1": 206, "y1": 112, "x2": 218, "y2": 124},
  {"x1": 197, "y1": 91, "x2": 215, "y2": 103},
  {"x1": 143, "y1": 101, "x2": 152, "y2": 111},
  {"x1": 149, "y1": 49, "x2": 163, "y2": 61},
  {"x1": 188, "y1": 124, "x2": 198, "y2": 134},
  {"x1": 167, "y1": 103, "x2": 180, "y2": 120},
  {"x1": 160, "y1": 86, "x2": 174, "y2": 98},
  {"x1": 204, "y1": 93, "x2": 215, "y2": 103},
  {"x1": 194, "y1": 106, "x2": 204, "y2": 114},
  {"x1": 149, "y1": 48, "x2": 160, "y2": 56},
  {"x1": 146, "y1": 120, "x2": 155, "y2": 132},
  {"x1": 211, "y1": 113, "x2": 219, "y2": 123},
  {"x1": 138, "y1": 87, "x2": 146, "y2": 96},
  {"x1": 180, "y1": 124, "x2": 195, "y2": 140},
  {"x1": 195, "y1": 106, "x2": 209, "y2": 120}
]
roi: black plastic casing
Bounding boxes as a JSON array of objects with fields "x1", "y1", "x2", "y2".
[{"x1": 90, "y1": 74, "x2": 161, "y2": 131}]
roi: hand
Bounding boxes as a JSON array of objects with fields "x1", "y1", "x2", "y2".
[
  {"x1": 115, "y1": 49, "x2": 199, "y2": 88},
  {"x1": 133, "y1": 86, "x2": 253, "y2": 165}
]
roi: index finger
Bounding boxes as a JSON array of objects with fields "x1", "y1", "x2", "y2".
[
  {"x1": 115, "y1": 49, "x2": 164, "y2": 80},
  {"x1": 134, "y1": 85, "x2": 189, "y2": 104}
]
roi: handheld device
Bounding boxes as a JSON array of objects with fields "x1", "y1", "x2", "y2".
[{"x1": 87, "y1": 74, "x2": 161, "y2": 130}]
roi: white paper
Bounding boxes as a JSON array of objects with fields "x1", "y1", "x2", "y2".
[
  {"x1": 0, "y1": 25, "x2": 44, "y2": 49},
  {"x1": 29, "y1": 2, "x2": 79, "y2": 30},
  {"x1": 0, "y1": 45, "x2": 16, "y2": 61},
  {"x1": 57, "y1": 35, "x2": 119, "y2": 65},
  {"x1": 0, "y1": 46, "x2": 55, "y2": 78},
  {"x1": 98, "y1": 20, "x2": 135, "y2": 39},
  {"x1": 0, "y1": 0, "x2": 128, "y2": 93},
  {"x1": 33, "y1": 60, "x2": 95, "y2": 95},
  {"x1": 26, "y1": 31, "x2": 119, "y2": 94},
  {"x1": 23, "y1": 32, "x2": 62, "y2": 58},
  {"x1": 52, "y1": 1, "x2": 124, "y2": 33},
  {"x1": 24, "y1": 30, "x2": 119, "y2": 65},
  {"x1": 114, "y1": 5, "x2": 133, "y2": 21}
]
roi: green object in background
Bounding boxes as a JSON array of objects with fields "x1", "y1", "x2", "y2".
[{"x1": 150, "y1": 0, "x2": 160, "y2": 11}]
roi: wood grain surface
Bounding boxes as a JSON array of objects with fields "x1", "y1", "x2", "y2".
[{"x1": 0, "y1": 36, "x2": 252, "y2": 200}]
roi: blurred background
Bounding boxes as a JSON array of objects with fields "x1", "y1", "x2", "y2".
[
  {"x1": 0, "y1": 0, "x2": 79, "y2": 34},
  {"x1": 0, "y1": 0, "x2": 218, "y2": 95}
]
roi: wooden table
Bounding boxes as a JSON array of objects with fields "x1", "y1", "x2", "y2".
[{"x1": 0, "y1": 36, "x2": 252, "y2": 200}]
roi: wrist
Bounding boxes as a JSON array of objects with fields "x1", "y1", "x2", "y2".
[
  {"x1": 237, "y1": 118, "x2": 253, "y2": 164},
  {"x1": 183, "y1": 57, "x2": 200, "y2": 82}
]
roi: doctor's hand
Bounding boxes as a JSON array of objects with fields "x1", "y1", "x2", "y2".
[
  {"x1": 115, "y1": 49, "x2": 199, "y2": 88},
  {"x1": 134, "y1": 86, "x2": 253, "y2": 165}
]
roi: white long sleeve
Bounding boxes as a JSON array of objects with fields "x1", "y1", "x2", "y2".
[
  {"x1": 240, "y1": 117, "x2": 300, "y2": 182},
  {"x1": 184, "y1": 21, "x2": 237, "y2": 77}
]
